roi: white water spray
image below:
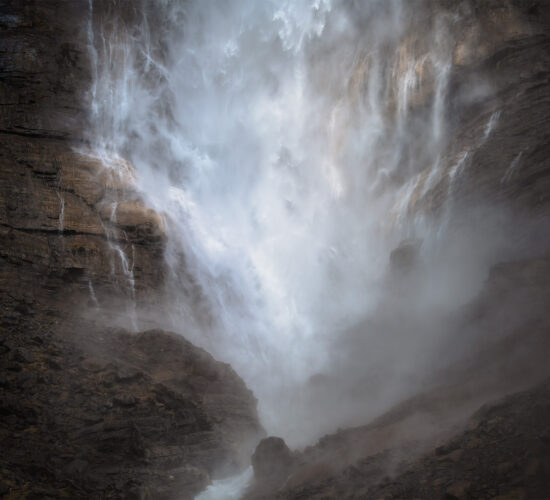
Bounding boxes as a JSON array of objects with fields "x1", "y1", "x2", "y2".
[
  {"x1": 56, "y1": 191, "x2": 65, "y2": 232},
  {"x1": 88, "y1": 279, "x2": 100, "y2": 308},
  {"x1": 87, "y1": 0, "x2": 494, "y2": 445}
]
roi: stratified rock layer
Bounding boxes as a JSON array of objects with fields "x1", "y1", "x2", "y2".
[
  {"x1": 2, "y1": 0, "x2": 550, "y2": 498},
  {"x1": 0, "y1": 0, "x2": 166, "y2": 316}
]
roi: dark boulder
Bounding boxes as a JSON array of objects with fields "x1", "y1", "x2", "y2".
[
  {"x1": 389, "y1": 238, "x2": 422, "y2": 274},
  {"x1": 252, "y1": 437, "x2": 294, "y2": 481}
]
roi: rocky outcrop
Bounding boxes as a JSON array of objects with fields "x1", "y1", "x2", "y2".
[
  {"x1": 389, "y1": 238, "x2": 422, "y2": 274},
  {"x1": 0, "y1": 324, "x2": 263, "y2": 499},
  {"x1": 246, "y1": 437, "x2": 295, "y2": 497},
  {"x1": 252, "y1": 437, "x2": 294, "y2": 481}
]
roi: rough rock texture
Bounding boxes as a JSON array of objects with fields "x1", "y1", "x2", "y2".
[
  {"x1": 252, "y1": 437, "x2": 295, "y2": 482},
  {"x1": 2, "y1": 0, "x2": 550, "y2": 499},
  {"x1": 0, "y1": 1, "x2": 264, "y2": 499},
  {"x1": 363, "y1": 379, "x2": 550, "y2": 499},
  {"x1": 0, "y1": 324, "x2": 263, "y2": 499},
  {"x1": 405, "y1": 0, "x2": 550, "y2": 220},
  {"x1": 0, "y1": 137, "x2": 167, "y2": 310}
]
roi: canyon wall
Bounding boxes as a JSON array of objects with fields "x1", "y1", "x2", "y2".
[
  {"x1": 409, "y1": 0, "x2": 550, "y2": 221},
  {"x1": 0, "y1": 1, "x2": 263, "y2": 498},
  {"x1": 0, "y1": 0, "x2": 165, "y2": 321}
]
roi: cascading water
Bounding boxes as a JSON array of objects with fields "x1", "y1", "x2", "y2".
[
  {"x1": 86, "y1": 0, "x2": 495, "y2": 446},
  {"x1": 195, "y1": 467, "x2": 253, "y2": 500},
  {"x1": 56, "y1": 191, "x2": 65, "y2": 232}
]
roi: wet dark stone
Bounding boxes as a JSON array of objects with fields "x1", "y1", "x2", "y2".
[{"x1": 252, "y1": 437, "x2": 294, "y2": 481}]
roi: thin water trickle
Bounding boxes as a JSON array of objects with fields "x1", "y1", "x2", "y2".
[
  {"x1": 501, "y1": 152, "x2": 523, "y2": 184},
  {"x1": 483, "y1": 110, "x2": 501, "y2": 141},
  {"x1": 88, "y1": 279, "x2": 100, "y2": 308},
  {"x1": 56, "y1": 192, "x2": 65, "y2": 233}
]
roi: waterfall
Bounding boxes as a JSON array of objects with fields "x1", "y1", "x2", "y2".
[{"x1": 86, "y1": 0, "x2": 490, "y2": 445}]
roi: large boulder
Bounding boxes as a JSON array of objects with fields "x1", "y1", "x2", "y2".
[
  {"x1": 251, "y1": 437, "x2": 294, "y2": 481},
  {"x1": 0, "y1": 325, "x2": 264, "y2": 499}
]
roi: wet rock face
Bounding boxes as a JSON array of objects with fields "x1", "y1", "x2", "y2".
[
  {"x1": 403, "y1": 0, "x2": 550, "y2": 221},
  {"x1": 0, "y1": 324, "x2": 264, "y2": 499},
  {"x1": 2, "y1": 0, "x2": 550, "y2": 499},
  {"x1": 0, "y1": 0, "x2": 166, "y2": 318},
  {"x1": 0, "y1": 137, "x2": 167, "y2": 310}
]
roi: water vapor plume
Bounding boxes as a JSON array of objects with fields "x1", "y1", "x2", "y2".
[{"x1": 85, "y1": 0, "x2": 536, "y2": 446}]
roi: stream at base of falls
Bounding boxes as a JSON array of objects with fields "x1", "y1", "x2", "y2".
[{"x1": 195, "y1": 467, "x2": 253, "y2": 500}]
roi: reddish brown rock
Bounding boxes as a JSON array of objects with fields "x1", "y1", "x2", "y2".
[{"x1": 0, "y1": 0, "x2": 166, "y2": 313}]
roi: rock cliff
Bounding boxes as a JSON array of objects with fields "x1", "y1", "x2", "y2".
[
  {"x1": 0, "y1": 0, "x2": 166, "y2": 317},
  {"x1": 400, "y1": 0, "x2": 550, "y2": 221},
  {"x1": 0, "y1": 1, "x2": 264, "y2": 498}
]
